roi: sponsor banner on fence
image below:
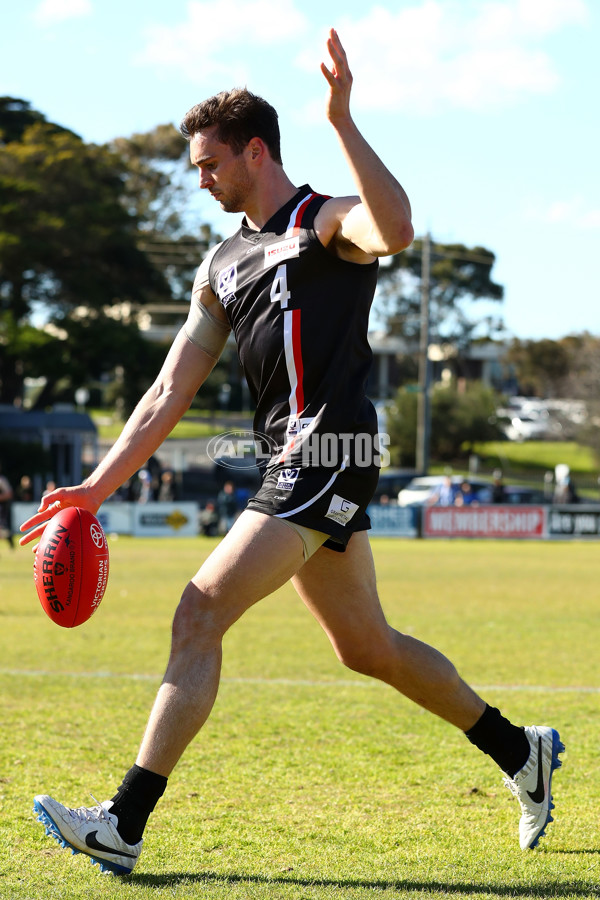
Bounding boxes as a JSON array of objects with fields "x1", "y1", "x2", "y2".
[
  {"x1": 13, "y1": 501, "x2": 199, "y2": 538},
  {"x1": 96, "y1": 503, "x2": 133, "y2": 535},
  {"x1": 424, "y1": 505, "x2": 547, "y2": 539},
  {"x1": 131, "y1": 503, "x2": 198, "y2": 537},
  {"x1": 548, "y1": 505, "x2": 600, "y2": 538},
  {"x1": 367, "y1": 504, "x2": 417, "y2": 538}
]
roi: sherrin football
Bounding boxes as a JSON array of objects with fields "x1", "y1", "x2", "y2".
[{"x1": 34, "y1": 507, "x2": 109, "y2": 628}]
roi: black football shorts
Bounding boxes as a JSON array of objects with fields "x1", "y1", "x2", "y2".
[{"x1": 246, "y1": 457, "x2": 379, "y2": 552}]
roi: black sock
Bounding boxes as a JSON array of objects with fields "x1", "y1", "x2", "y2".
[
  {"x1": 110, "y1": 764, "x2": 168, "y2": 845},
  {"x1": 465, "y1": 705, "x2": 530, "y2": 778}
]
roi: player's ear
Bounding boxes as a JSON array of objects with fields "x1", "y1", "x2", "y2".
[{"x1": 246, "y1": 138, "x2": 266, "y2": 164}]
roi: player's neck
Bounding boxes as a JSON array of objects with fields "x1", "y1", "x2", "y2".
[{"x1": 243, "y1": 168, "x2": 298, "y2": 231}]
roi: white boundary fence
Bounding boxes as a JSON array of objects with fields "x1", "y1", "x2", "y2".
[
  {"x1": 13, "y1": 501, "x2": 600, "y2": 541},
  {"x1": 13, "y1": 502, "x2": 199, "y2": 538}
]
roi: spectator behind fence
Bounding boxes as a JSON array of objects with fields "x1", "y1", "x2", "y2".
[
  {"x1": 553, "y1": 464, "x2": 578, "y2": 504},
  {"x1": 429, "y1": 475, "x2": 455, "y2": 507},
  {"x1": 216, "y1": 480, "x2": 238, "y2": 533},
  {"x1": 491, "y1": 469, "x2": 506, "y2": 504},
  {"x1": 158, "y1": 470, "x2": 177, "y2": 502},
  {"x1": 454, "y1": 481, "x2": 479, "y2": 507},
  {"x1": 0, "y1": 466, "x2": 14, "y2": 549}
]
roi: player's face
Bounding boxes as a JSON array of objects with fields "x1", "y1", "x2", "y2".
[{"x1": 190, "y1": 127, "x2": 253, "y2": 214}]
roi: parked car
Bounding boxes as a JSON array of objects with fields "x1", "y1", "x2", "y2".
[
  {"x1": 398, "y1": 476, "x2": 493, "y2": 507},
  {"x1": 499, "y1": 485, "x2": 549, "y2": 504},
  {"x1": 373, "y1": 468, "x2": 423, "y2": 502},
  {"x1": 501, "y1": 413, "x2": 552, "y2": 442}
]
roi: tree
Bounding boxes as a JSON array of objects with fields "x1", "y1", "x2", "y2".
[
  {"x1": 110, "y1": 125, "x2": 221, "y2": 303},
  {"x1": 0, "y1": 100, "x2": 172, "y2": 405},
  {"x1": 0, "y1": 96, "x2": 74, "y2": 144},
  {"x1": 505, "y1": 337, "x2": 571, "y2": 397},
  {"x1": 387, "y1": 382, "x2": 503, "y2": 466},
  {"x1": 377, "y1": 239, "x2": 504, "y2": 358},
  {"x1": 560, "y1": 333, "x2": 600, "y2": 461},
  {"x1": 0, "y1": 114, "x2": 169, "y2": 320}
]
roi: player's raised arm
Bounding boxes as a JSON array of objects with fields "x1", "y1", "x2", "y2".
[{"x1": 318, "y1": 28, "x2": 414, "y2": 260}]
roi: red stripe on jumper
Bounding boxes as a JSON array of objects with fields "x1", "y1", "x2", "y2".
[
  {"x1": 291, "y1": 308, "x2": 304, "y2": 415},
  {"x1": 286, "y1": 192, "x2": 317, "y2": 237}
]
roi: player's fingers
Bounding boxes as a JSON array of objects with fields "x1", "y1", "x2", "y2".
[
  {"x1": 320, "y1": 61, "x2": 336, "y2": 86},
  {"x1": 328, "y1": 28, "x2": 347, "y2": 62},
  {"x1": 19, "y1": 522, "x2": 48, "y2": 547},
  {"x1": 326, "y1": 29, "x2": 350, "y2": 75},
  {"x1": 19, "y1": 499, "x2": 64, "y2": 534}
]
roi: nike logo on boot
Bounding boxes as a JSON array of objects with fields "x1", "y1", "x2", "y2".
[
  {"x1": 526, "y1": 737, "x2": 545, "y2": 804},
  {"x1": 85, "y1": 830, "x2": 137, "y2": 858}
]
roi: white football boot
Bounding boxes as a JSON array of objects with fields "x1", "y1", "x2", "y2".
[
  {"x1": 33, "y1": 795, "x2": 142, "y2": 874},
  {"x1": 503, "y1": 725, "x2": 565, "y2": 849}
]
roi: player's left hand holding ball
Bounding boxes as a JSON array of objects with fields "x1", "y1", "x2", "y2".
[
  {"x1": 19, "y1": 486, "x2": 99, "y2": 548},
  {"x1": 20, "y1": 487, "x2": 109, "y2": 628}
]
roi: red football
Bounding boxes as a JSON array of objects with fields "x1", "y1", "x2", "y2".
[{"x1": 33, "y1": 507, "x2": 109, "y2": 628}]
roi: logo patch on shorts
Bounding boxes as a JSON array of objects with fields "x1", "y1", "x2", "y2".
[
  {"x1": 325, "y1": 494, "x2": 359, "y2": 526},
  {"x1": 276, "y1": 468, "x2": 299, "y2": 492}
]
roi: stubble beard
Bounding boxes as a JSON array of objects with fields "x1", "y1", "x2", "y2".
[{"x1": 217, "y1": 157, "x2": 253, "y2": 214}]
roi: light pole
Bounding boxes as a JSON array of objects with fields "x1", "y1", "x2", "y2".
[{"x1": 416, "y1": 232, "x2": 432, "y2": 474}]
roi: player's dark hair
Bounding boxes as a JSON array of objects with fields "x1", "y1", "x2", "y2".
[{"x1": 180, "y1": 88, "x2": 282, "y2": 164}]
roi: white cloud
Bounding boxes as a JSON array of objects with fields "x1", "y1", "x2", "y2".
[
  {"x1": 32, "y1": 0, "x2": 92, "y2": 26},
  {"x1": 527, "y1": 197, "x2": 600, "y2": 229},
  {"x1": 136, "y1": 0, "x2": 308, "y2": 82},
  {"x1": 297, "y1": 0, "x2": 589, "y2": 114}
]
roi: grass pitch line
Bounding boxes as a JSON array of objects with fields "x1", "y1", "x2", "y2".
[{"x1": 0, "y1": 668, "x2": 598, "y2": 693}]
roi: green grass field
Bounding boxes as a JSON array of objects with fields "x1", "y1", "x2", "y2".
[{"x1": 1, "y1": 536, "x2": 599, "y2": 899}]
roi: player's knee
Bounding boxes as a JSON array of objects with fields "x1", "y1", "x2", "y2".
[
  {"x1": 336, "y1": 639, "x2": 388, "y2": 678},
  {"x1": 335, "y1": 624, "x2": 400, "y2": 679},
  {"x1": 171, "y1": 581, "x2": 225, "y2": 649}
]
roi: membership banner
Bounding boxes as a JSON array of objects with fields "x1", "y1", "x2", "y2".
[{"x1": 424, "y1": 505, "x2": 547, "y2": 539}]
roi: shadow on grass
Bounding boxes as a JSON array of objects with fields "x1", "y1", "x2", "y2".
[{"x1": 130, "y1": 869, "x2": 600, "y2": 896}]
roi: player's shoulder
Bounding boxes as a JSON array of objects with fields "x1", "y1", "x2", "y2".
[{"x1": 313, "y1": 194, "x2": 371, "y2": 257}]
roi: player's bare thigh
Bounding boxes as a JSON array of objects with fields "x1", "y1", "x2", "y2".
[
  {"x1": 183, "y1": 509, "x2": 306, "y2": 637},
  {"x1": 291, "y1": 531, "x2": 391, "y2": 657}
]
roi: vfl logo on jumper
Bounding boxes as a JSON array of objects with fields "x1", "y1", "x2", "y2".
[
  {"x1": 286, "y1": 417, "x2": 315, "y2": 439},
  {"x1": 216, "y1": 263, "x2": 237, "y2": 307},
  {"x1": 264, "y1": 236, "x2": 299, "y2": 267},
  {"x1": 325, "y1": 494, "x2": 359, "y2": 527},
  {"x1": 276, "y1": 468, "x2": 299, "y2": 492}
]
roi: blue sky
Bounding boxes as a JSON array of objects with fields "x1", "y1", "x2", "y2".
[{"x1": 2, "y1": 0, "x2": 598, "y2": 341}]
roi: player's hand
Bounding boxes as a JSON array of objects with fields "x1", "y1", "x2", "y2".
[
  {"x1": 321, "y1": 28, "x2": 353, "y2": 125},
  {"x1": 19, "y1": 486, "x2": 98, "y2": 547}
]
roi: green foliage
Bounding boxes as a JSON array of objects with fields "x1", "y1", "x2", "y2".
[
  {"x1": 1, "y1": 538, "x2": 599, "y2": 898},
  {"x1": 111, "y1": 125, "x2": 221, "y2": 303},
  {"x1": 385, "y1": 387, "x2": 418, "y2": 466},
  {"x1": 0, "y1": 100, "x2": 173, "y2": 405},
  {"x1": 0, "y1": 96, "x2": 76, "y2": 144},
  {"x1": 506, "y1": 337, "x2": 571, "y2": 396},
  {"x1": 504, "y1": 333, "x2": 600, "y2": 461},
  {"x1": 0, "y1": 103, "x2": 228, "y2": 410},
  {"x1": 377, "y1": 239, "x2": 504, "y2": 349},
  {"x1": 0, "y1": 117, "x2": 168, "y2": 318},
  {"x1": 387, "y1": 382, "x2": 503, "y2": 465},
  {"x1": 474, "y1": 440, "x2": 599, "y2": 476}
]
